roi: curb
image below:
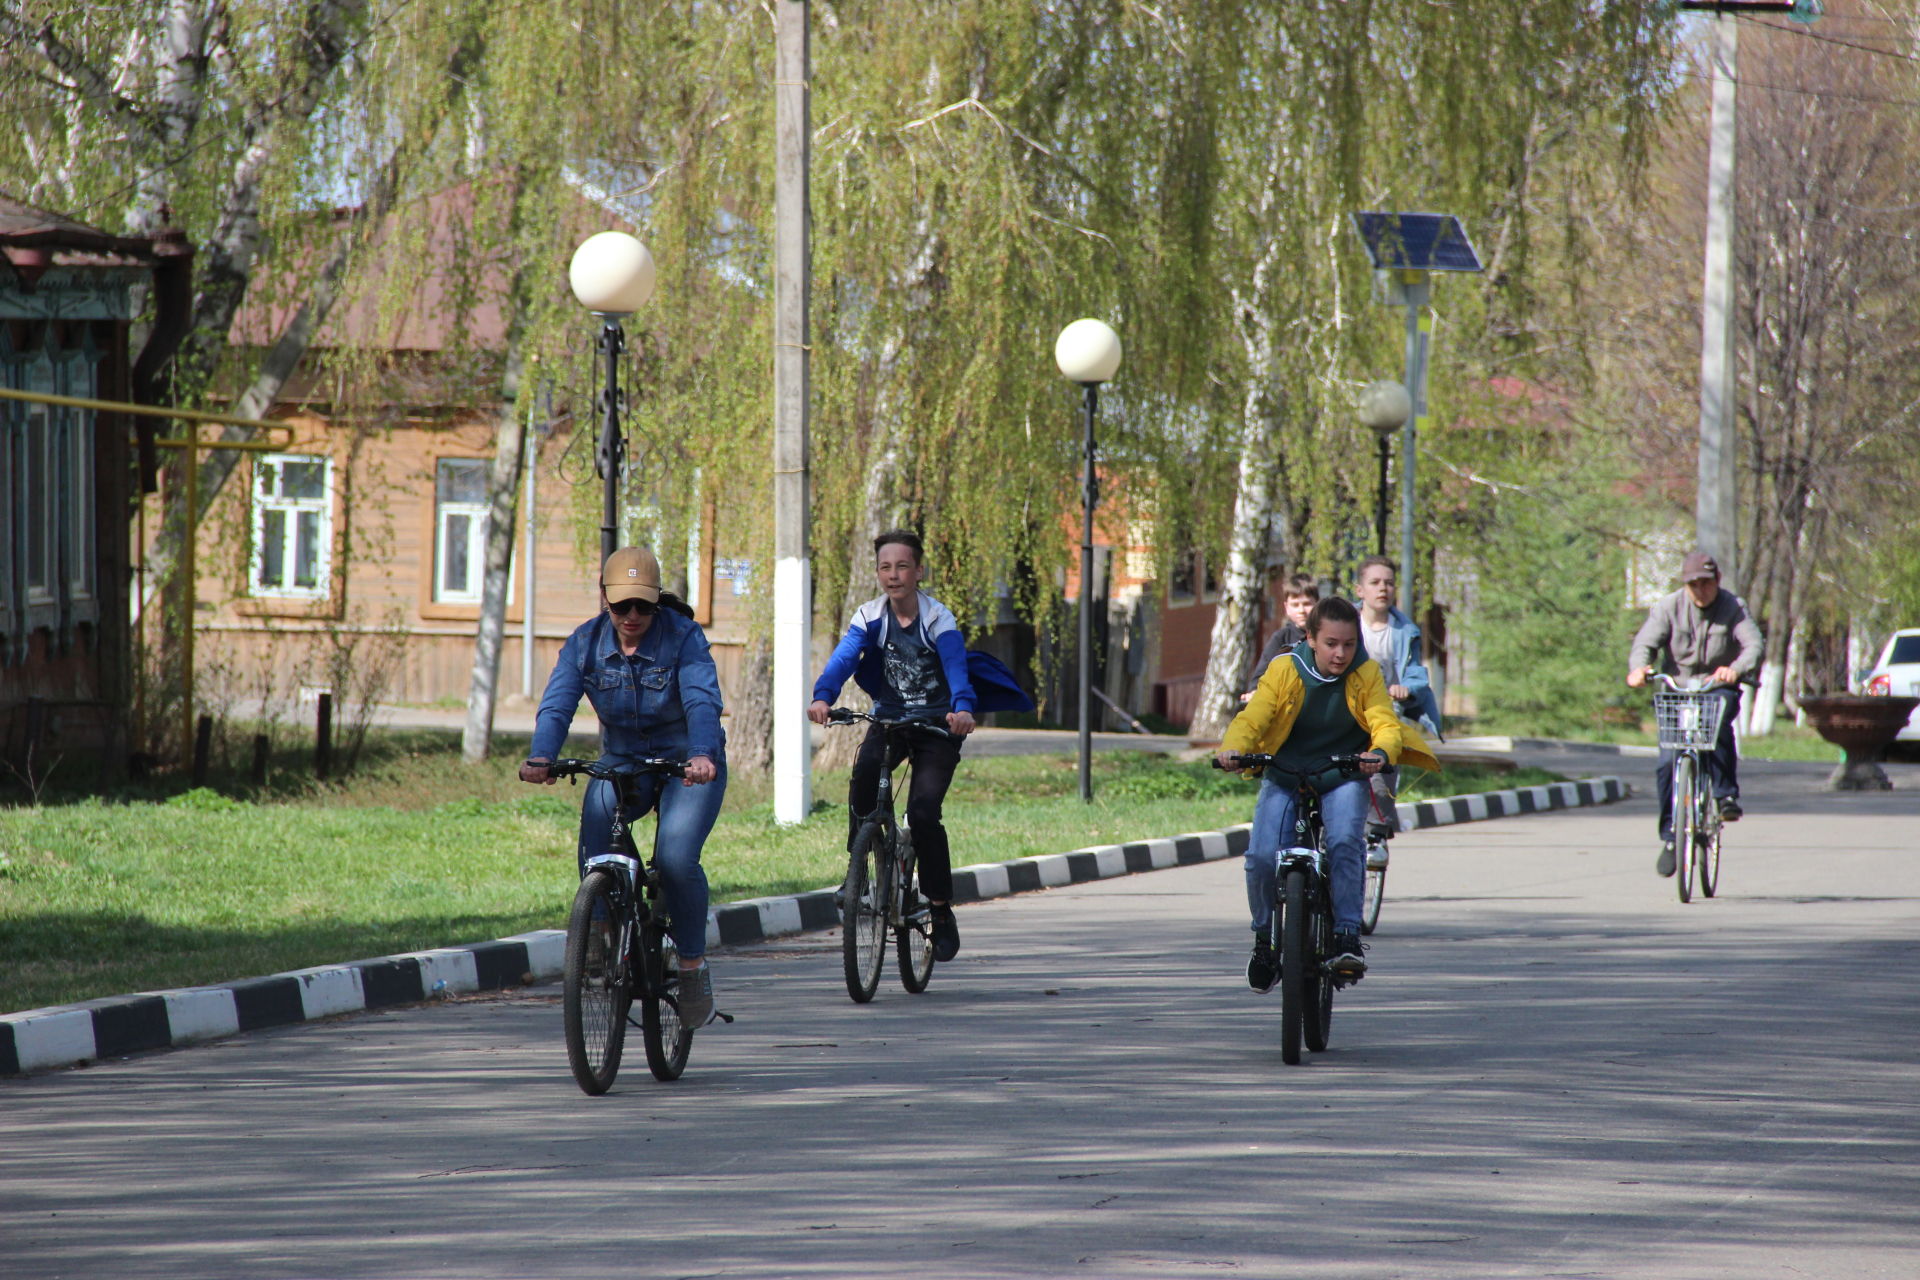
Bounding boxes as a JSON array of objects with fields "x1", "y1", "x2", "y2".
[{"x1": 2, "y1": 775, "x2": 1629, "y2": 1076}]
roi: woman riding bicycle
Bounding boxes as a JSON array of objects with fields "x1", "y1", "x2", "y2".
[
  {"x1": 1215, "y1": 596, "x2": 1437, "y2": 992},
  {"x1": 809, "y1": 529, "x2": 977, "y2": 963},
  {"x1": 520, "y1": 546, "x2": 726, "y2": 1027}
]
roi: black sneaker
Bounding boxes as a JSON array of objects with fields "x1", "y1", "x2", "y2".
[
  {"x1": 1247, "y1": 937, "x2": 1277, "y2": 992},
  {"x1": 1329, "y1": 933, "x2": 1367, "y2": 976},
  {"x1": 930, "y1": 904, "x2": 960, "y2": 962},
  {"x1": 1719, "y1": 798, "x2": 1743, "y2": 822},
  {"x1": 1656, "y1": 841, "x2": 1677, "y2": 878}
]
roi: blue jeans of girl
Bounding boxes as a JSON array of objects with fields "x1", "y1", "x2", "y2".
[
  {"x1": 1245, "y1": 773, "x2": 1369, "y2": 936},
  {"x1": 576, "y1": 763, "x2": 727, "y2": 959}
]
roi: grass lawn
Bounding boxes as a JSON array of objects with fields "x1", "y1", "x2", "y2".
[{"x1": 0, "y1": 729, "x2": 1570, "y2": 1014}]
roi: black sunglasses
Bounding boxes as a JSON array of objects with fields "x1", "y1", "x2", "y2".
[{"x1": 607, "y1": 597, "x2": 658, "y2": 617}]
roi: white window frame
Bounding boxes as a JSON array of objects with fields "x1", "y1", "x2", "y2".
[
  {"x1": 250, "y1": 452, "x2": 333, "y2": 599},
  {"x1": 433, "y1": 457, "x2": 491, "y2": 604}
]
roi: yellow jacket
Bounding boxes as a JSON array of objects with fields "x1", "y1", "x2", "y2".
[{"x1": 1222, "y1": 651, "x2": 1440, "y2": 773}]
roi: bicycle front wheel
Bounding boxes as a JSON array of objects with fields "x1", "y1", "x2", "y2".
[
  {"x1": 563, "y1": 870, "x2": 631, "y2": 1096},
  {"x1": 1279, "y1": 867, "x2": 1310, "y2": 1066},
  {"x1": 1361, "y1": 854, "x2": 1386, "y2": 937},
  {"x1": 640, "y1": 920, "x2": 692, "y2": 1081},
  {"x1": 1698, "y1": 798, "x2": 1722, "y2": 899},
  {"x1": 896, "y1": 839, "x2": 935, "y2": 993},
  {"x1": 842, "y1": 823, "x2": 888, "y2": 1003},
  {"x1": 1673, "y1": 755, "x2": 1698, "y2": 904},
  {"x1": 1304, "y1": 881, "x2": 1335, "y2": 1054}
]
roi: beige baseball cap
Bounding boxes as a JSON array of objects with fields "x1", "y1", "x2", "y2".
[{"x1": 602, "y1": 546, "x2": 662, "y2": 603}]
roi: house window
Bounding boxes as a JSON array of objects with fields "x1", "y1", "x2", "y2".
[
  {"x1": 23, "y1": 406, "x2": 52, "y2": 602},
  {"x1": 252, "y1": 453, "x2": 332, "y2": 597},
  {"x1": 1168, "y1": 551, "x2": 1197, "y2": 608},
  {"x1": 434, "y1": 458, "x2": 489, "y2": 604}
]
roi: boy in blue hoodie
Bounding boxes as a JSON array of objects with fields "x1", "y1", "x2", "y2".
[{"x1": 809, "y1": 530, "x2": 977, "y2": 961}]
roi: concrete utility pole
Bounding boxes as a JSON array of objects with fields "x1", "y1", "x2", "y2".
[
  {"x1": 1398, "y1": 285, "x2": 1431, "y2": 619},
  {"x1": 1696, "y1": 13, "x2": 1740, "y2": 589},
  {"x1": 772, "y1": 0, "x2": 813, "y2": 824}
]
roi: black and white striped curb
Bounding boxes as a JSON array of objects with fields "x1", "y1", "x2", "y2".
[{"x1": 1, "y1": 775, "x2": 1627, "y2": 1075}]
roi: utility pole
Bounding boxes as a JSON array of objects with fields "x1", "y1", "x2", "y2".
[
  {"x1": 1696, "y1": 12, "x2": 1739, "y2": 589},
  {"x1": 772, "y1": 0, "x2": 813, "y2": 824}
]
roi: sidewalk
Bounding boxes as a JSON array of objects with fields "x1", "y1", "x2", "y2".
[{"x1": 3, "y1": 766, "x2": 1631, "y2": 1076}]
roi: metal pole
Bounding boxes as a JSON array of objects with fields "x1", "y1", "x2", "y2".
[
  {"x1": 522, "y1": 393, "x2": 538, "y2": 698},
  {"x1": 181, "y1": 421, "x2": 197, "y2": 768},
  {"x1": 1696, "y1": 14, "x2": 1739, "y2": 590},
  {"x1": 1078, "y1": 382, "x2": 1098, "y2": 803},
  {"x1": 772, "y1": 0, "x2": 813, "y2": 824},
  {"x1": 1399, "y1": 279, "x2": 1431, "y2": 619},
  {"x1": 1375, "y1": 433, "x2": 1391, "y2": 556},
  {"x1": 597, "y1": 320, "x2": 624, "y2": 566}
]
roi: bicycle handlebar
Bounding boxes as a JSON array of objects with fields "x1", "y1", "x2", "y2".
[
  {"x1": 824, "y1": 707, "x2": 955, "y2": 739},
  {"x1": 538, "y1": 757, "x2": 690, "y2": 781},
  {"x1": 1644, "y1": 672, "x2": 1731, "y2": 694},
  {"x1": 1210, "y1": 751, "x2": 1374, "y2": 776}
]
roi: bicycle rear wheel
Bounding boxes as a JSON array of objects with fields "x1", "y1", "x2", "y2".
[
  {"x1": 1279, "y1": 867, "x2": 1309, "y2": 1066},
  {"x1": 563, "y1": 870, "x2": 630, "y2": 1096},
  {"x1": 842, "y1": 823, "x2": 888, "y2": 1003},
  {"x1": 1673, "y1": 755, "x2": 1698, "y2": 904},
  {"x1": 1304, "y1": 880, "x2": 1335, "y2": 1054},
  {"x1": 640, "y1": 920, "x2": 692, "y2": 1081},
  {"x1": 896, "y1": 838, "x2": 935, "y2": 993},
  {"x1": 1361, "y1": 849, "x2": 1386, "y2": 937}
]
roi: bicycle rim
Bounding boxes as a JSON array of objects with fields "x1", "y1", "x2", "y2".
[
  {"x1": 842, "y1": 824, "x2": 887, "y2": 1002},
  {"x1": 1674, "y1": 756, "x2": 1697, "y2": 904},
  {"x1": 1361, "y1": 863, "x2": 1385, "y2": 936},
  {"x1": 1304, "y1": 883, "x2": 1334, "y2": 1054},
  {"x1": 641, "y1": 921, "x2": 692, "y2": 1081},
  {"x1": 896, "y1": 840, "x2": 934, "y2": 993},
  {"x1": 1279, "y1": 868, "x2": 1309, "y2": 1066},
  {"x1": 563, "y1": 871, "x2": 630, "y2": 1095},
  {"x1": 1699, "y1": 804, "x2": 1722, "y2": 899}
]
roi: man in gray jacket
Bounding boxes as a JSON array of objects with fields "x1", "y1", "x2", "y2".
[{"x1": 1626, "y1": 550, "x2": 1764, "y2": 878}]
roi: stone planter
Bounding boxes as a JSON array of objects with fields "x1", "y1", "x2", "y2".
[{"x1": 1799, "y1": 694, "x2": 1920, "y2": 791}]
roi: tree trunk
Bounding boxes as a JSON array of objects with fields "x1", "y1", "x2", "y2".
[
  {"x1": 729, "y1": 636, "x2": 774, "y2": 774},
  {"x1": 461, "y1": 341, "x2": 530, "y2": 763}
]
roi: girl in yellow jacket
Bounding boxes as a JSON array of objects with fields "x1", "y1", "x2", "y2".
[{"x1": 1216, "y1": 597, "x2": 1439, "y2": 989}]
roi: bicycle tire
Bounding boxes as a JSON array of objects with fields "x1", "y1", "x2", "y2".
[
  {"x1": 896, "y1": 837, "x2": 935, "y2": 993},
  {"x1": 1361, "y1": 858, "x2": 1385, "y2": 936},
  {"x1": 563, "y1": 870, "x2": 630, "y2": 1096},
  {"x1": 1279, "y1": 867, "x2": 1309, "y2": 1066},
  {"x1": 1673, "y1": 755, "x2": 1697, "y2": 904},
  {"x1": 1304, "y1": 880, "x2": 1334, "y2": 1054},
  {"x1": 640, "y1": 920, "x2": 692, "y2": 1081},
  {"x1": 1698, "y1": 797, "x2": 1722, "y2": 899},
  {"x1": 842, "y1": 823, "x2": 888, "y2": 1003}
]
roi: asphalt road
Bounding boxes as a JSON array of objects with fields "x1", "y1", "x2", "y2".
[{"x1": 4, "y1": 758, "x2": 1917, "y2": 1279}]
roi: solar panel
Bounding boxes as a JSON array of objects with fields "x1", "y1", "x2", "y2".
[{"x1": 1352, "y1": 212, "x2": 1483, "y2": 273}]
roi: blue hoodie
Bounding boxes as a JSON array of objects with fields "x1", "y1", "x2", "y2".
[{"x1": 813, "y1": 591, "x2": 977, "y2": 717}]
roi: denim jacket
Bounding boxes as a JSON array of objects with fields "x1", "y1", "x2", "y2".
[{"x1": 530, "y1": 610, "x2": 726, "y2": 765}]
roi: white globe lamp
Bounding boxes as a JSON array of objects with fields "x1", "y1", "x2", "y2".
[
  {"x1": 569, "y1": 231, "x2": 656, "y2": 316},
  {"x1": 1054, "y1": 317, "x2": 1122, "y2": 384},
  {"x1": 1356, "y1": 379, "x2": 1411, "y2": 438}
]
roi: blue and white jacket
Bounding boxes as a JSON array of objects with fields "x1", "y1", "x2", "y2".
[
  {"x1": 812, "y1": 591, "x2": 977, "y2": 717},
  {"x1": 1355, "y1": 604, "x2": 1442, "y2": 737},
  {"x1": 530, "y1": 609, "x2": 727, "y2": 765}
]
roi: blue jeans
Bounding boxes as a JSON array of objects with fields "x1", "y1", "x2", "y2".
[
  {"x1": 577, "y1": 764, "x2": 727, "y2": 959},
  {"x1": 1245, "y1": 774, "x2": 1369, "y2": 936}
]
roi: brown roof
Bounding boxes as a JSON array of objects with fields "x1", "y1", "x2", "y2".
[{"x1": 0, "y1": 193, "x2": 157, "y2": 266}]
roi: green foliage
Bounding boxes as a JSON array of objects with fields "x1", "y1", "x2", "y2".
[{"x1": 165, "y1": 787, "x2": 245, "y2": 813}]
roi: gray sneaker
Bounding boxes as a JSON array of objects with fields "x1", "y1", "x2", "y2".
[
  {"x1": 1365, "y1": 838, "x2": 1390, "y2": 870},
  {"x1": 677, "y1": 963, "x2": 714, "y2": 1027}
]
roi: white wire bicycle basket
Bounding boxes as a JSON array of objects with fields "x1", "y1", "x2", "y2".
[{"x1": 1654, "y1": 691, "x2": 1726, "y2": 750}]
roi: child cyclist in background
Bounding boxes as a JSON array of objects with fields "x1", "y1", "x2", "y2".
[
  {"x1": 809, "y1": 530, "x2": 978, "y2": 962},
  {"x1": 1242, "y1": 573, "x2": 1319, "y2": 702},
  {"x1": 1216, "y1": 596, "x2": 1438, "y2": 990}
]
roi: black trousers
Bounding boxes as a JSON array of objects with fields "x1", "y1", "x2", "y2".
[
  {"x1": 1655, "y1": 686, "x2": 1741, "y2": 839},
  {"x1": 849, "y1": 722, "x2": 964, "y2": 902}
]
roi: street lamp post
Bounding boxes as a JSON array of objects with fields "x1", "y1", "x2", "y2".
[
  {"x1": 1055, "y1": 318, "x2": 1122, "y2": 804},
  {"x1": 1356, "y1": 380, "x2": 1411, "y2": 558},
  {"x1": 568, "y1": 231, "x2": 657, "y2": 565}
]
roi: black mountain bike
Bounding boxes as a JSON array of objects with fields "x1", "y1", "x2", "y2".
[
  {"x1": 1220, "y1": 752, "x2": 1369, "y2": 1065},
  {"x1": 548, "y1": 757, "x2": 725, "y2": 1093},
  {"x1": 825, "y1": 707, "x2": 950, "y2": 1002}
]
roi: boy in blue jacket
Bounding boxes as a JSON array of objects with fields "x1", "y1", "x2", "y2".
[{"x1": 809, "y1": 529, "x2": 977, "y2": 961}]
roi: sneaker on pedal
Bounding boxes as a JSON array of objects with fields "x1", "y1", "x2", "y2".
[
  {"x1": 930, "y1": 904, "x2": 960, "y2": 962},
  {"x1": 1365, "y1": 839, "x2": 1390, "y2": 871},
  {"x1": 1329, "y1": 933, "x2": 1367, "y2": 977},
  {"x1": 1718, "y1": 798, "x2": 1743, "y2": 822},
  {"x1": 677, "y1": 963, "x2": 713, "y2": 1027},
  {"x1": 1247, "y1": 937, "x2": 1277, "y2": 992},
  {"x1": 1656, "y1": 841, "x2": 1677, "y2": 878}
]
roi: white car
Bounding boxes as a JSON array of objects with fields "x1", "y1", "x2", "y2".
[{"x1": 1865, "y1": 627, "x2": 1920, "y2": 745}]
